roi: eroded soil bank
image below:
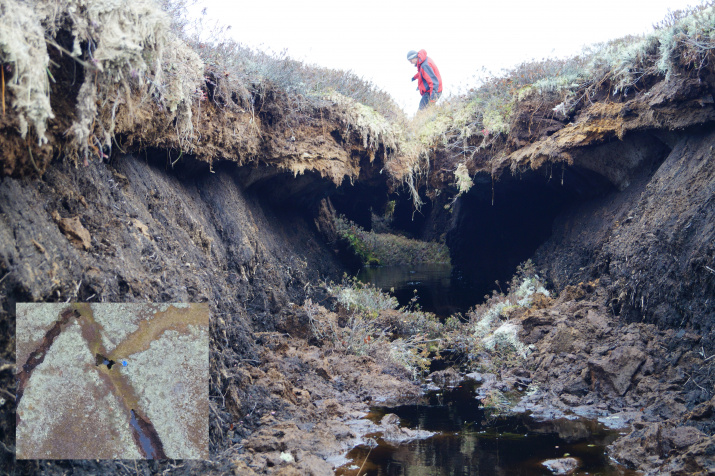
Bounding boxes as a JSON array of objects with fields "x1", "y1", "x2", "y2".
[{"x1": 1, "y1": 123, "x2": 713, "y2": 474}]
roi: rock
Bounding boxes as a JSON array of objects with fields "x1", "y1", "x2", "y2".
[
  {"x1": 662, "y1": 425, "x2": 706, "y2": 450},
  {"x1": 559, "y1": 393, "x2": 581, "y2": 406},
  {"x1": 541, "y1": 457, "x2": 580, "y2": 474},
  {"x1": 52, "y1": 211, "x2": 91, "y2": 250},
  {"x1": 380, "y1": 422, "x2": 434, "y2": 444},
  {"x1": 597, "y1": 411, "x2": 642, "y2": 430},
  {"x1": 588, "y1": 346, "x2": 646, "y2": 395},
  {"x1": 381, "y1": 413, "x2": 400, "y2": 426},
  {"x1": 377, "y1": 411, "x2": 433, "y2": 444},
  {"x1": 465, "y1": 372, "x2": 483, "y2": 382},
  {"x1": 549, "y1": 323, "x2": 583, "y2": 354},
  {"x1": 429, "y1": 368, "x2": 461, "y2": 388}
]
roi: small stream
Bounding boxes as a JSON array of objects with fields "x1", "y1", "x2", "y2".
[
  {"x1": 347, "y1": 266, "x2": 635, "y2": 475},
  {"x1": 356, "y1": 264, "x2": 476, "y2": 318},
  {"x1": 337, "y1": 381, "x2": 636, "y2": 475}
]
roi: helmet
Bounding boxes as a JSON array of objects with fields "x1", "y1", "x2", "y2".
[{"x1": 406, "y1": 50, "x2": 418, "y2": 61}]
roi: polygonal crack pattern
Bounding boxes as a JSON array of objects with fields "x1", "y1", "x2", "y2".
[{"x1": 15, "y1": 303, "x2": 209, "y2": 459}]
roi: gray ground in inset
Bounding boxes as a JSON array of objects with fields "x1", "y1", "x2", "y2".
[{"x1": 15, "y1": 303, "x2": 209, "y2": 459}]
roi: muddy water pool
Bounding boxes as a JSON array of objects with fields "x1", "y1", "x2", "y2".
[
  {"x1": 337, "y1": 381, "x2": 636, "y2": 476},
  {"x1": 356, "y1": 264, "x2": 477, "y2": 317},
  {"x1": 351, "y1": 267, "x2": 635, "y2": 474}
]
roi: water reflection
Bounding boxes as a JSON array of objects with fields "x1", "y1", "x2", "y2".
[
  {"x1": 338, "y1": 382, "x2": 636, "y2": 476},
  {"x1": 356, "y1": 264, "x2": 476, "y2": 317}
]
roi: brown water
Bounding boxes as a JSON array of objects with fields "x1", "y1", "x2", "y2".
[
  {"x1": 357, "y1": 264, "x2": 477, "y2": 318},
  {"x1": 337, "y1": 380, "x2": 636, "y2": 475}
]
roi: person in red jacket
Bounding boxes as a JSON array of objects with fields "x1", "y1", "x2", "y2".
[{"x1": 407, "y1": 49, "x2": 442, "y2": 110}]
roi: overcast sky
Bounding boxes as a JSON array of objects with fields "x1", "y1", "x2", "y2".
[{"x1": 190, "y1": 0, "x2": 703, "y2": 114}]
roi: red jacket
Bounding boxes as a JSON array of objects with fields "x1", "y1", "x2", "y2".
[{"x1": 412, "y1": 49, "x2": 442, "y2": 96}]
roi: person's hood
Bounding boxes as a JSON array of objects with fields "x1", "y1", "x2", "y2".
[{"x1": 417, "y1": 49, "x2": 428, "y2": 65}]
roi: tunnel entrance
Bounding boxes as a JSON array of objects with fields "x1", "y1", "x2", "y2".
[{"x1": 446, "y1": 166, "x2": 613, "y2": 302}]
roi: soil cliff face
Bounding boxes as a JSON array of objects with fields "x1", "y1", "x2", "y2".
[
  {"x1": 0, "y1": 150, "x2": 351, "y2": 471},
  {"x1": 443, "y1": 74, "x2": 715, "y2": 334}
]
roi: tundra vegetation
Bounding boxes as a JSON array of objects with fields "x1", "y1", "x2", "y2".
[{"x1": 306, "y1": 260, "x2": 549, "y2": 380}]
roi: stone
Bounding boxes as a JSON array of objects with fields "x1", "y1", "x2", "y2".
[
  {"x1": 429, "y1": 367, "x2": 461, "y2": 388},
  {"x1": 663, "y1": 425, "x2": 706, "y2": 450},
  {"x1": 541, "y1": 457, "x2": 580, "y2": 474},
  {"x1": 588, "y1": 346, "x2": 646, "y2": 395}
]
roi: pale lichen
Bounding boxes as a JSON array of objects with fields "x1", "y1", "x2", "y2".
[
  {"x1": 16, "y1": 323, "x2": 140, "y2": 459},
  {"x1": 16, "y1": 303, "x2": 208, "y2": 459},
  {"x1": 123, "y1": 323, "x2": 209, "y2": 459},
  {"x1": 0, "y1": 0, "x2": 53, "y2": 143},
  {"x1": 16, "y1": 303, "x2": 70, "y2": 362},
  {"x1": 90, "y1": 303, "x2": 145, "y2": 352}
]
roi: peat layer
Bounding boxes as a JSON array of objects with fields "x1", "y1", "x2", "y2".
[{"x1": 1, "y1": 2, "x2": 714, "y2": 475}]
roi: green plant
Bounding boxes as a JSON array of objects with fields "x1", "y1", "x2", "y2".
[
  {"x1": 384, "y1": 200, "x2": 396, "y2": 219},
  {"x1": 388, "y1": 336, "x2": 431, "y2": 379},
  {"x1": 317, "y1": 277, "x2": 445, "y2": 379},
  {"x1": 334, "y1": 216, "x2": 450, "y2": 266}
]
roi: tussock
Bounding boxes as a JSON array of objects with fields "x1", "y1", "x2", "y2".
[
  {"x1": 3, "y1": 0, "x2": 204, "y2": 162},
  {"x1": 0, "y1": 0, "x2": 53, "y2": 144}
]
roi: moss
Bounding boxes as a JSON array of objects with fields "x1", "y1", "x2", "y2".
[{"x1": 335, "y1": 216, "x2": 450, "y2": 266}]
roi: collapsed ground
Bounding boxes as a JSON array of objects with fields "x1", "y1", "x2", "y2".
[{"x1": 1, "y1": 1, "x2": 715, "y2": 474}]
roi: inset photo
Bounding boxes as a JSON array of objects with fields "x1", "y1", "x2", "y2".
[{"x1": 15, "y1": 303, "x2": 209, "y2": 459}]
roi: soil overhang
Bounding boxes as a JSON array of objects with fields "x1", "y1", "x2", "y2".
[{"x1": 431, "y1": 72, "x2": 715, "y2": 304}]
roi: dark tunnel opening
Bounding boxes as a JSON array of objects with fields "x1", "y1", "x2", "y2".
[
  {"x1": 330, "y1": 181, "x2": 390, "y2": 230},
  {"x1": 446, "y1": 166, "x2": 615, "y2": 303}
]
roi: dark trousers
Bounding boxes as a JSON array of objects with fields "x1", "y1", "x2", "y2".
[{"x1": 419, "y1": 91, "x2": 441, "y2": 110}]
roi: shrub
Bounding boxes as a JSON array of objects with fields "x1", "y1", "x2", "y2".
[
  {"x1": 314, "y1": 277, "x2": 442, "y2": 379},
  {"x1": 464, "y1": 260, "x2": 549, "y2": 370},
  {"x1": 326, "y1": 276, "x2": 399, "y2": 314}
]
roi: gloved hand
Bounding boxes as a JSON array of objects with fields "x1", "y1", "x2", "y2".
[
  {"x1": 429, "y1": 92, "x2": 436, "y2": 102},
  {"x1": 412, "y1": 77, "x2": 416, "y2": 82}
]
